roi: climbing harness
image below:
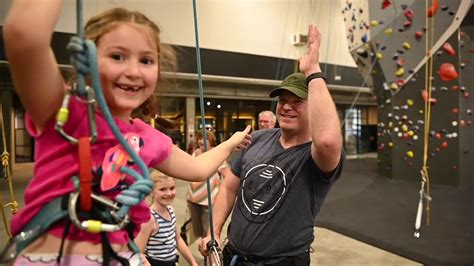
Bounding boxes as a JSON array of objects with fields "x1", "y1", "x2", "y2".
[
  {"x1": 191, "y1": 0, "x2": 223, "y2": 265},
  {"x1": 0, "y1": 0, "x2": 152, "y2": 264},
  {"x1": 0, "y1": 104, "x2": 19, "y2": 242},
  {"x1": 414, "y1": 0, "x2": 436, "y2": 238}
]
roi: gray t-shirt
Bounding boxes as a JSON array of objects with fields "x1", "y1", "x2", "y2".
[{"x1": 227, "y1": 128, "x2": 344, "y2": 258}]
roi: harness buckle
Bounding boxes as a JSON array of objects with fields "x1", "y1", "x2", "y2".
[{"x1": 68, "y1": 192, "x2": 129, "y2": 233}]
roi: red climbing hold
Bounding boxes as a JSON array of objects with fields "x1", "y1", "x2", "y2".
[
  {"x1": 396, "y1": 79, "x2": 405, "y2": 87},
  {"x1": 404, "y1": 10, "x2": 413, "y2": 20},
  {"x1": 427, "y1": 0, "x2": 439, "y2": 17},
  {"x1": 403, "y1": 21, "x2": 412, "y2": 28},
  {"x1": 382, "y1": 0, "x2": 391, "y2": 9},
  {"x1": 415, "y1": 31, "x2": 423, "y2": 40},
  {"x1": 442, "y1": 42, "x2": 456, "y2": 55},
  {"x1": 441, "y1": 141, "x2": 448, "y2": 148},
  {"x1": 397, "y1": 58, "x2": 405, "y2": 66},
  {"x1": 421, "y1": 90, "x2": 437, "y2": 104},
  {"x1": 438, "y1": 63, "x2": 458, "y2": 81}
]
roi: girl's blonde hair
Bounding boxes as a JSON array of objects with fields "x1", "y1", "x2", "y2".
[
  {"x1": 148, "y1": 169, "x2": 175, "y2": 206},
  {"x1": 149, "y1": 169, "x2": 174, "y2": 183},
  {"x1": 84, "y1": 7, "x2": 178, "y2": 118}
]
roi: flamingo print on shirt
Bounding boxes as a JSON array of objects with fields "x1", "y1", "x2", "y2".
[{"x1": 100, "y1": 132, "x2": 143, "y2": 191}]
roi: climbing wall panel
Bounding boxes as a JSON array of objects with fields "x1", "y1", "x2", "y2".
[{"x1": 342, "y1": 0, "x2": 473, "y2": 187}]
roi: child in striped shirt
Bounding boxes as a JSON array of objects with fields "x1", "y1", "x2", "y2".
[{"x1": 136, "y1": 170, "x2": 198, "y2": 266}]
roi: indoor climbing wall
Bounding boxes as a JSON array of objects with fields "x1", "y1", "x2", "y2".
[{"x1": 342, "y1": 0, "x2": 474, "y2": 187}]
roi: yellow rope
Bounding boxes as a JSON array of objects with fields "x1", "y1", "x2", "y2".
[
  {"x1": 1, "y1": 102, "x2": 19, "y2": 240},
  {"x1": 422, "y1": 0, "x2": 436, "y2": 227}
]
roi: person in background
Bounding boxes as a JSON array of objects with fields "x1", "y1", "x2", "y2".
[
  {"x1": 187, "y1": 130, "x2": 225, "y2": 242},
  {"x1": 258, "y1": 110, "x2": 276, "y2": 130},
  {"x1": 199, "y1": 25, "x2": 345, "y2": 265},
  {"x1": 136, "y1": 170, "x2": 198, "y2": 266}
]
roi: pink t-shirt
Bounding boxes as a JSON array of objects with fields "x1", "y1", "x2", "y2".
[{"x1": 11, "y1": 96, "x2": 173, "y2": 245}]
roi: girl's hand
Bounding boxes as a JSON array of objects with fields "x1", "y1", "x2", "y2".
[{"x1": 228, "y1": 125, "x2": 252, "y2": 150}]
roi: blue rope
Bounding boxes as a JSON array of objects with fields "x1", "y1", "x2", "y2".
[
  {"x1": 192, "y1": 0, "x2": 219, "y2": 254},
  {"x1": 68, "y1": 0, "x2": 152, "y2": 226}
]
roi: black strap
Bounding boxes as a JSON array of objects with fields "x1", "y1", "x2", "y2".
[
  {"x1": 56, "y1": 219, "x2": 72, "y2": 264},
  {"x1": 305, "y1": 72, "x2": 326, "y2": 85},
  {"x1": 101, "y1": 232, "x2": 130, "y2": 266}
]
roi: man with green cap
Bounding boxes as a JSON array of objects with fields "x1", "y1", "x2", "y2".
[{"x1": 200, "y1": 25, "x2": 344, "y2": 265}]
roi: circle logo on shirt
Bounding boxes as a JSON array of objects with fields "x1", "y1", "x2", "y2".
[{"x1": 239, "y1": 163, "x2": 286, "y2": 222}]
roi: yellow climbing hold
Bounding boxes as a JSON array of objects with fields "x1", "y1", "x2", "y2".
[
  {"x1": 408, "y1": 130, "x2": 414, "y2": 136},
  {"x1": 396, "y1": 67, "x2": 405, "y2": 77},
  {"x1": 370, "y1": 20, "x2": 380, "y2": 27},
  {"x1": 402, "y1": 124, "x2": 408, "y2": 132},
  {"x1": 376, "y1": 53, "x2": 383, "y2": 59},
  {"x1": 406, "y1": 151, "x2": 414, "y2": 158},
  {"x1": 403, "y1": 42, "x2": 411, "y2": 50},
  {"x1": 388, "y1": 142, "x2": 394, "y2": 147},
  {"x1": 407, "y1": 99, "x2": 414, "y2": 106},
  {"x1": 388, "y1": 121, "x2": 393, "y2": 128},
  {"x1": 385, "y1": 28, "x2": 393, "y2": 36},
  {"x1": 390, "y1": 82, "x2": 398, "y2": 90}
]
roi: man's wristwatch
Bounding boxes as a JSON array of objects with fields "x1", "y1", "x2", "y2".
[{"x1": 306, "y1": 72, "x2": 326, "y2": 85}]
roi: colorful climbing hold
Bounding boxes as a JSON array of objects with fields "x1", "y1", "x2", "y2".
[
  {"x1": 406, "y1": 151, "x2": 414, "y2": 158},
  {"x1": 441, "y1": 141, "x2": 448, "y2": 148},
  {"x1": 361, "y1": 33, "x2": 368, "y2": 43},
  {"x1": 404, "y1": 9, "x2": 413, "y2": 20},
  {"x1": 438, "y1": 63, "x2": 458, "y2": 81},
  {"x1": 385, "y1": 28, "x2": 393, "y2": 36},
  {"x1": 382, "y1": 0, "x2": 392, "y2": 9},
  {"x1": 427, "y1": 0, "x2": 439, "y2": 17},
  {"x1": 421, "y1": 90, "x2": 437, "y2": 103},
  {"x1": 396, "y1": 67, "x2": 405, "y2": 77},
  {"x1": 442, "y1": 42, "x2": 456, "y2": 55},
  {"x1": 390, "y1": 82, "x2": 399, "y2": 90},
  {"x1": 403, "y1": 42, "x2": 411, "y2": 50},
  {"x1": 415, "y1": 31, "x2": 423, "y2": 40}
]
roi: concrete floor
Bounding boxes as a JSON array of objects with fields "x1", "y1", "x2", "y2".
[{"x1": 0, "y1": 162, "x2": 420, "y2": 265}]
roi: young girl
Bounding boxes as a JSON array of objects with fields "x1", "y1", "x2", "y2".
[
  {"x1": 136, "y1": 170, "x2": 198, "y2": 266},
  {"x1": 186, "y1": 130, "x2": 225, "y2": 242},
  {"x1": 2, "y1": 1, "x2": 250, "y2": 264}
]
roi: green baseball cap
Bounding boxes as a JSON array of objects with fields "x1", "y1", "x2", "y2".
[{"x1": 269, "y1": 72, "x2": 308, "y2": 99}]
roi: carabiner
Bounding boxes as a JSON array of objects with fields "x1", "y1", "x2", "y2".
[{"x1": 68, "y1": 192, "x2": 129, "y2": 233}]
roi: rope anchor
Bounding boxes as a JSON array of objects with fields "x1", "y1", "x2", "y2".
[{"x1": 414, "y1": 170, "x2": 432, "y2": 238}]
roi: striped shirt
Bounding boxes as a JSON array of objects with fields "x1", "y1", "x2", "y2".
[
  {"x1": 187, "y1": 172, "x2": 221, "y2": 206},
  {"x1": 187, "y1": 153, "x2": 224, "y2": 206},
  {"x1": 145, "y1": 207, "x2": 177, "y2": 262}
]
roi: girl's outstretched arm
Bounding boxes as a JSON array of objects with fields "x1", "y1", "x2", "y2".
[
  {"x1": 155, "y1": 125, "x2": 251, "y2": 182},
  {"x1": 3, "y1": 0, "x2": 67, "y2": 132}
]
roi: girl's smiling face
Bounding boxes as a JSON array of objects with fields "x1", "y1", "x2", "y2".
[
  {"x1": 152, "y1": 177, "x2": 176, "y2": 207},
  {"x1": 97, "y1": 22, "x2": 159, "y2": 121}
]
